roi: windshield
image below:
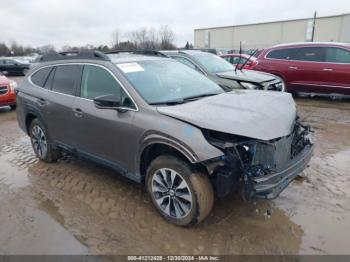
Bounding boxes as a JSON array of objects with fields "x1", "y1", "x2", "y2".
[
  {"x1": 116, "y1": 59, "x2": 223, "y2": 105},
  {"x1": 191, "y1": 52, "x2": 234, "y2": 74}
]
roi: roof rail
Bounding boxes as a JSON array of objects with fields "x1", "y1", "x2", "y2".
[
  {"x1": 39, "y1": 50, "x2": 111, "y2": 62},
  {"x1": 105, "y1": 50, "x2": 168, "y2": 57}
]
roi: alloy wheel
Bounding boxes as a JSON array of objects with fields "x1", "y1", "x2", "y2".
[
  {"x1": 151, "y1": 168, "x2": 192, "y2": 219},
  {"x1": 31, "y1": 125, "x2": 48, "y2": 158}
]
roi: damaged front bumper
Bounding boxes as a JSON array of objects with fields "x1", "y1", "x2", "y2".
[
  {"x1": 246, "y1": 143, "x2": 313, "y2": 199},
  {"x1": 204, "y1": 120, "x2": 314, "y2": 200}
]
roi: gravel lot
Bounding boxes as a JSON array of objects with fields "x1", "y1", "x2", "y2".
[{"x1": 0, "y1": 76, "x2": 349, "y2": 255}]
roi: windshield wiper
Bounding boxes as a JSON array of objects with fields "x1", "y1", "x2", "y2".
[
  {"x1": 149, "y1": 99, "x2": 186, "y2": 106},
  {"x1": 182, "y1": 92, "x2": 220, "y2": 101},
  {"x1": 149, "y1": 92, "x2": 220, "y2": 106}
]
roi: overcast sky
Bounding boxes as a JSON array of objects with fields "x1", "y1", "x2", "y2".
[{"x1": 1, "y1": 0, "x2": 350, "y2": 49}]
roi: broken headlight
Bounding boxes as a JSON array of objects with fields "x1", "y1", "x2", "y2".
[
  {"x1": 236, "y1": 141, "x2": 275, "y2": 169},
  {"x1": 239, "y1": 81, "x2": 262, "y2": 90}
]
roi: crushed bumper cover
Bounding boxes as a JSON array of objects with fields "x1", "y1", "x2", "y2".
[{"x1": 251, "y1": 144, "x2": 314, "y2": 199}]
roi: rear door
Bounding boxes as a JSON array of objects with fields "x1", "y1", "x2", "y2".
[
  {"x1": 323, "y1": 47, "x2": 350, "y2": 95},
  {"x1": 45, "y1": 64, "x2": 83, "y2": 147},
  {"x1": 71, "y1": 64, "x2": 137, "y2": 171}
]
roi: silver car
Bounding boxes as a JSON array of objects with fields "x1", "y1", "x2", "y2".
[{"x1": 16, "y1": 51, "x2": 314, "y2": 226}]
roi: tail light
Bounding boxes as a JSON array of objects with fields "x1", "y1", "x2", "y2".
[{"x1": 248, "y1": 60, "x2": 259, "y2": 69}]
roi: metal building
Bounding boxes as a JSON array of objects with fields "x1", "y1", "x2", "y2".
[{"x1": 194, "y1": 13, "x2": 350, "y2": 50}]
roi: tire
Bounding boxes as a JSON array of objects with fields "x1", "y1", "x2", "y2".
[
  {"x1": 22, "y1": 68, "x2": 29, "y2": 76},
  {"x1": 146, "y1": 155, "x2": 214, "y2": 226},
  {"x1": 29, "y1": 118, "x2": 60, "y2": 163},
  {"x1": 10, "y1": 105, "x2": 16, "y2": 110}
]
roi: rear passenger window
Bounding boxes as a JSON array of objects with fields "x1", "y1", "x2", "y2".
[
  {"x1": 31, "y1": 67, "x2": 52, "y2": 87},
  {"x1": 44, "y1": 67, "x2": 56, "y2": 89},
  {"x1": 267, "y1": 49, "x2": 295, "y2": 60},
  {"x1": 325, "y1": 48, "x2": 350, "y2": 63},
  {"x1": 52, "y1": 65, "x2": 82, "y2": 95},
  {"x1": 293, "y1": 47, "x2": 325, "y2": 62}
]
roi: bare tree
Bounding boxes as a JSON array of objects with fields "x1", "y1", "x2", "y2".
[
  {"x1": 125, "y1": 26, "x2": 175, "y2": 50},
  {"x1": 37, "y1": 44, "x2": 56, "y2": 54},
  {"x1": 111, "y1": 29, "x2": 120, "y2": 48},
  {"x1": 158, "y1": 25, "x2": 175, "y2": 50}
]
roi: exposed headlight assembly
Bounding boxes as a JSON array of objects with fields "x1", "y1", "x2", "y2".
[{"x1": 239, "y1": 81, "x2": 261, "y2": 90}]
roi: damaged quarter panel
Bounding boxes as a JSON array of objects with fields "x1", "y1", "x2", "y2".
[{"x1": 157, "y1": 90, "x2": 297, "y2": 141}]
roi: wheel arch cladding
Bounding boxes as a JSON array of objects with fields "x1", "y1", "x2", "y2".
[
  {"x1": 25, "y1": 113, "x2": 37, "y2": 134},
  {"x1": 139, "y1": 143, "x2": 196, "y2": 182}
]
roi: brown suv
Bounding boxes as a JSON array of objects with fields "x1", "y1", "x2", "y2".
[{"x1": 16, "y1": 51, "x2": 314, "y2": 226}]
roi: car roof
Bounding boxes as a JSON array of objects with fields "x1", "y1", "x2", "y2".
[
  {"x1": 108, "y1": 54, "x2": 168, "y2": 64},
  {"x1": 159, "y1": 50, "x2": 207, "y2": 56},
  {"x1": 220, "y1": 53, "x2": 252, "y2": 58},
  {"x1": 272, "y1": 42, "x2": 350, "y2": 49}
]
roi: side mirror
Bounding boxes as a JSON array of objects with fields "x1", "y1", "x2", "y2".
[{"x1": 93, "y1": 94, "x2": 122, "y2": 109}]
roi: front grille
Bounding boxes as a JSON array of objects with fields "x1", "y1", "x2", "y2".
[{"x1": 0, "y1": 86, "x2": 8, "y2": 95}]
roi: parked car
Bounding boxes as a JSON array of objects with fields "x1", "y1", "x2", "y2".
[
  {"x1": 0, "y1": 58, "x2": 30, "y2": 76},
  {"x1": 16, "y1": 50, "x2": 313, "y2": 226},
  {"x1": 251, "y1": 42, "x2": 350, "y2": 96},
  {"x1": 0, "y1": 72, "x2": 17, "y2": 109},
  {"x1": 159, "y1": 50, "x2": 285, "y2": 92},
  {"x1": 220, "y1": 53, "x2": 258, "y2": 69}
]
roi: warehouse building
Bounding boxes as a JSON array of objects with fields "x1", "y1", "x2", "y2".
[{"x1": 194, "y1": 13, "x2": 350, "y2": 50}]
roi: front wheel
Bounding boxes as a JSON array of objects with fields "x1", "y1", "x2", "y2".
[
  {"x1": 29, "y1": 119, "x2": 60, "y2": 162},
  {"x1": 146, "y1": 155, "x2": 214, "y2": 226}
]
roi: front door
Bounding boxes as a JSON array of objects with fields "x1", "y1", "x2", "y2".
[
  {"x1": 322, "y1": 47, "x2": 350, "y2": 95},
  {"x1": 71, "y1": 64, "x2": 137, "y2": 172},
  {"x1": 286, "y1": 47, "x2": 328, "y2": 93}
]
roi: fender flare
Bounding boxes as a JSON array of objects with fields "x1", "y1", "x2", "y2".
[{"x1": 135, "y1": 131, "x2": 200, "y2": 176}]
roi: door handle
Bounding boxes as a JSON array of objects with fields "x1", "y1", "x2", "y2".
[
  {"x1": 323, "y1": 68, "x2": 333, "y2": 71},
  {"x1": 73, "y1": 108, "x2": 83, "y2": 118},
  {"x1": 289, "y1": 66, "x2": 298, "y2": 70},
  {"x1": 37, "y1": 98, "x2": 47, "y2": 106}
]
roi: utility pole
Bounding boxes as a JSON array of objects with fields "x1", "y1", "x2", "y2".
[{"x1": 311, "y1": 11, "x2": 317, "y2": 42}]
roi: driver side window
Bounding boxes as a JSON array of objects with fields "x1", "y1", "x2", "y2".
[
  {"x1": 173, "y1": 56, "x2": 201, "y2": 72},
  {"x1": 80, "y1": 65, "x2": 135, "y2": 109}
]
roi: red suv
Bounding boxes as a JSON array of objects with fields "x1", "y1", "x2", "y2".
[
  {"x1": 0, "y1": 73, "x2": 17, "y2": 109},
  {"x1": 251, "y1": 42, "x2": 350, "y2": 96}
]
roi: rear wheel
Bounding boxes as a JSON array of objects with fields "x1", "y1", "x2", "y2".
[
  {"x1": 146, "y1": 155, "x2": 214, "y2": 226},
  {"x1": 29, "y1": 119, "x2": 60, "y2": 162}
]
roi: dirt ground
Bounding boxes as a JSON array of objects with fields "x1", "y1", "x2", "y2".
[{"x1": 0, "y1": 77, "x2": 349, "y2": 255}]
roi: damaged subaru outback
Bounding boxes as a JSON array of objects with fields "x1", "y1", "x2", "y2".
[{"x1": 16, "y1": 51, "x2": 314, "y2": 226}]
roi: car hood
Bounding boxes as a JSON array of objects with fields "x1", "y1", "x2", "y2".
[
  {"x1": 216, "y1": 69, "x2": 276, "y2": 83},
  {"x1": 157, "y1": 90, "x2": 296, "y2": 141}
]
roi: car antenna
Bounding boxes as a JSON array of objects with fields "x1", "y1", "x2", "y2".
[
  {"x1": 235, "y1": 41, "x2": 242, "y2": 72},
  {"x1": 239, "y1": 49, "x2": 259, "y2": 70}
]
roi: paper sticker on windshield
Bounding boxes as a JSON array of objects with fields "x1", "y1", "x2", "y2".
[{"x1": 117, "y1": 63, "x2": 144, "y2": 73}]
